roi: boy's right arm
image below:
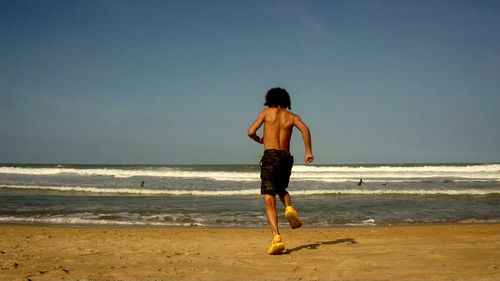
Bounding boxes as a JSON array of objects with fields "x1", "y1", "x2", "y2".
[
  {"x1": 294, "y1": 115, "x2": 314, "y2": 163},
  {"x1": 248, "y1": 110, "x2": 265, "y2": 144}
]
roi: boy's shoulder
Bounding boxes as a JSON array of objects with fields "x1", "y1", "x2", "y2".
[
  {"x1": 261, "y1": 107, "x2": 299, "y2": 122},
  {"x1": 262, "y1": 107, "x2": 298, "y2": 116}
]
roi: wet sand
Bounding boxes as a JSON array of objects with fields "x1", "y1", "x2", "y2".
[{"x1": 0, "y1": 224, "x2": 499, "y2": 280}]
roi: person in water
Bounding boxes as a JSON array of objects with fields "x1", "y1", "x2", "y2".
[{"x1": 248, "y1": 87, "x2": 314, "y2": 255}]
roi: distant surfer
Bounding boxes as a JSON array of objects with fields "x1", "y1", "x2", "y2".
[
  {"x1": 141, "y1": 181, "x2": 144, "y2": 187},
  {"x1": 248, "y1": 87, "x2": 314, "y2": 255},
  {"x1": 358, "y1": 179, "x2": 363, "y2": 185}
]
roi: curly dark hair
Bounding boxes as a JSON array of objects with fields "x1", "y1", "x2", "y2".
[{"x1": 264, "y1": 88, "x2": 291, "y2": 109}]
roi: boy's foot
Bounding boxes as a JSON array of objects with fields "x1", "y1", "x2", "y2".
[
  {"x1": 267, "y1": 234, "x2": 285, "y2": 255},
  {"x1": 285, "y1": 206, "x2": 302, "y2": 229}
]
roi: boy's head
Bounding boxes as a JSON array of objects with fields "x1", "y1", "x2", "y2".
[{"x1": 264, "y1": 88, "x2": 291, "y2": 109}]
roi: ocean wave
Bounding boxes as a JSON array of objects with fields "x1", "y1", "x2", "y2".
[
  {"x1": 0, "y1": 184, "x2": 260, "y2": 195},
  {"x1": 0, "y1": 166, "x2": 257, "y2": 181},
  {"x1": 0, "y1": 216, "x2": 204, "y2": 226},
  {"x1": 1, "y1": 164, "x2": 499, "y2": 181},
  {"x1": 1, "y1": 184, "x2": 498, "y2": 196},
  {"x1": 1, "y1": 216, "x2": 498, "y2": 227},
  {"x1": 292, "y1": 164, "x2": 500, "y2": 173},
  {"x1": 0, "y1": 166, "x2": 262, "y2": 181}
]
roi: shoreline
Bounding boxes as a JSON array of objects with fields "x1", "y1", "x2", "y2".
[
  {"x1": 1, "y1": 223, "x2": 499, "y2": 280},
  {"x1": 1, "y1": 220, "x2": 499, "y2": 228}
]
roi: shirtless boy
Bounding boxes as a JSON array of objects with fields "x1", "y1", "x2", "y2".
[{"x1": 248, "y1": 87, "x2": 314, "y2": 255}]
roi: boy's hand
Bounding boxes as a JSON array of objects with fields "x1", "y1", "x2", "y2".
[
  {"x1": 258, "y1": 135, "x2": 264, "y2": 144},
  {"x1": 305, "y1": 154, "x2": 314, "y2": 163}
]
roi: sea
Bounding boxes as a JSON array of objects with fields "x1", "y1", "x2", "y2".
[{"x1": 0, "y1": 163, "x2": 499, "y2": 228}]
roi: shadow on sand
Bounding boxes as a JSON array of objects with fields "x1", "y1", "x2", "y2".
[{"x1": 285, "y1": 238, "x2": 357, "y2": 254}]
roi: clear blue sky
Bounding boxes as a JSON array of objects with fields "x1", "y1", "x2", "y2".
[{"x1": 1, "y1": 0, "x2": 499, "y2": 164}]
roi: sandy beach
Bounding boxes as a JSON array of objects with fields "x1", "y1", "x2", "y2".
[{"x1": 0, "y1": 224, "x2": 499, "y2": 280}]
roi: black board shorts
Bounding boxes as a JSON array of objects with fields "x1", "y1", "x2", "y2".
[{"x1": 260, "y1": 149, "x2": 294, "y2": 196}]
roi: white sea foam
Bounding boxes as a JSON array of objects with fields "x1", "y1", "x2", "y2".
[
  {"x1": 1, "y1": 184, "x2": 498, "y2": 196},
  {"x1": 0, "y1": 184, "x2": 260, "y2": 195},
  {"x1": 291, "y1": 189, "x2": 499, "y2": 195},
  {"x1": 291, "y1": 164, "x2": 500, "y2": 181},
  {"x1": 345, "y1": 218, "x2": 376, "y2": 226},
  {"x1": 0, "y1": 216, "x2": 204, "y2": 226},
  {"x1": 1, "y1": 164, "x2": 499, "y2": 181},
  {"x1": 1, "y1": 215, "x2": 498, "y2": 227},
  {"x1": 292, "y1": 164, "x2": 500, "y2": 173},
  {"x1": 0, "y1": 167, "x2": 258, "y2": 181}
]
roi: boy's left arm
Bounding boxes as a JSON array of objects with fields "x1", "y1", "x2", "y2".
[{"x1": 248, "y1": 110, "x2": 265, "y2": 144}]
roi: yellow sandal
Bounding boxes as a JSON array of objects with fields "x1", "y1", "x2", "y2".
[
  {"x1": 267, "y1": 234, "x2": 285, "y2": 255},
  {"x1": 285, "y1": 206, "x2": 302, "y2": 229}
]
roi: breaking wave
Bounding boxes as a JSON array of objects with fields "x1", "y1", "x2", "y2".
[
  {"x1": 1, "y1": 164, "x2": 499, "y2": 182},
  {"x1": 1, "y1": 184, "x2": 498, "y2": 196}
]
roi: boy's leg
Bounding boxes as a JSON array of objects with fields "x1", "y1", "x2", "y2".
[
  {"x1": 278, "y1": 191, "x2": 291, "y2": 207},
  {"x1": 264, "y1": 194, "x2": 280, "y2": 238},
  {"x1": 264, "y1": 194, "x2": 286, "y2": 255},
  {"x1": 280, "y1": 192, "x2": 302, "y2": 229}
]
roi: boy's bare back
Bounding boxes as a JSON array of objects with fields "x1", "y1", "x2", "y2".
[
  {"x1": 248, "y1": 106, "x2": 313, "y2": 163},
  {"x1": 262, "y1": 107, "x2": 295, "y2": 150}
]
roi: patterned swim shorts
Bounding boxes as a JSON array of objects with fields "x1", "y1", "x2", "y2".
[{"x1": 260, "y1": 149, "x2": 294, "y2": 196}]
